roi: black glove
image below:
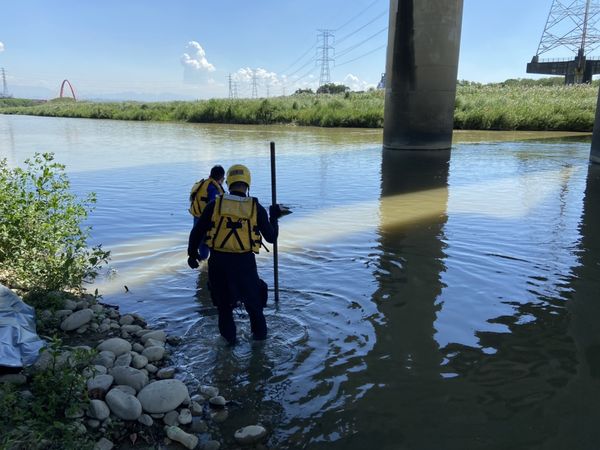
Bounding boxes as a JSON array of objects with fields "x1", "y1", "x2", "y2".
[
  {"x1": 269, "y1": 204, "x2": 282, "y2": 220},
  {"x1": 187, "y1": 255, "x2": 200, "y2": 269}
]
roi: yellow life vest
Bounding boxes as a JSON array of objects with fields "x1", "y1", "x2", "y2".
[
  {"x1": 206, "y1": 194, "x2": 262, "y2": 253},
  {"x1": 189, "y1": 178, "x2": 224, "y2": 217}
]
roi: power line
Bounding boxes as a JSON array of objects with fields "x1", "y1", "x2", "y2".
[
  {"x1": 286, "y1": 57, "x2": 315, "y2": 78},
  {"x1": 274, "y1": 1, "x2": 388, "y2": 88},
  {"x1": 337, "y1": 26, "x2": 388, "y2": 59},
  {"x1": 336, "y1": 43, "x2": 387, "y2": 66},
  {"x1": 281, "y1": 41, "x2": 318, "y2": 75},
  {"x1": 337, "y1": 10, "x2": 387, "y2": 45},
  {"x1": 336, "y1": 0, "x2": 382, "y2": 31},
  {"x1": 293, "y1": 66, "x2": 318, "y2": 86}
]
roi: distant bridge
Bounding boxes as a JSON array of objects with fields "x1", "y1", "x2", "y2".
[{"x1": 59, "y1": 79, "x2": 77, "y2": 101}]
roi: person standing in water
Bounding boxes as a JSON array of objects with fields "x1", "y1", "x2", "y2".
[
  {"x1": 187, "y1": 164, "x2": 282, "y2": 344},
  {"x1": 189, "y1": 165, "x2": 225, "y2": 261}
]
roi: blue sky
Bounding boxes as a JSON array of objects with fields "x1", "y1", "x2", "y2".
[{"x1": 0, "y1": 0, "x2": 570, "y2": 100}]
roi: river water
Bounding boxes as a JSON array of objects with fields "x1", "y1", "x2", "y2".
[{"x1": 2, "y1": 114, "x2": 600, "y2": 450}]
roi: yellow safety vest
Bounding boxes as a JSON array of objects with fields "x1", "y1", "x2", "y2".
[
  {"x1": 189, "y1": 178, "x2": 224, "y2": 217},
  {"x1": 207, "y1": 194, "x2": 262, "y2": 253}
]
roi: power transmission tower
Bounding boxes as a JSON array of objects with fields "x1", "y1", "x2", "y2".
[
  {"x1": 232, "y1": 81, "x2": 239, "y2": 99},
  {"x1": 228, "y1": 73, "x2": 234, "y2": 99},
  {"x1": 537, "y1": 0, "x2": 600, "y2": 56},
  {"x1": 265, "y1": 81, "x2": 270, "y2": 98},
  {"x1": 527, "y1": 0, "x2": 600, "y2": 83},
  {"x1": 282, "y1": 85, "x2": 287, "y2": 96},
  {"x1": 317, "y1": 29, "x2": 335, "y2": 87},
  {"x1": 1, "y1": 68, "x2": 9, "y2": 98},
  {"x1": 251, "y1": 71, "x2": 258, "y2": 99}
]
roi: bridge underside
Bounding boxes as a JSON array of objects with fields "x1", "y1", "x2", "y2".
[{"x1": 527, "y1": 58, "x2": 600, "y2": 84}]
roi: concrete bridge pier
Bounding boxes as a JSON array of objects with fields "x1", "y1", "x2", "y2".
[
  {"x1": 383, "y1": 0, "x2": 464, "y2": 151},
  {"x1": 591, "y1": 87, "x2": 600, "y2": 164}
]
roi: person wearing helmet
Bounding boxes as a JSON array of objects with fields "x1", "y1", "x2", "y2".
[
  {"x1": 187, "y1": 164, "x2": 282, "y2": 345},
  {"x1": 188, "y1": 165, "x2": 225, "y2": 260}
]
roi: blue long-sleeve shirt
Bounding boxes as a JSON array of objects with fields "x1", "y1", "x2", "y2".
[{"x1": 206, "y1": 182, "x2": 220, "y2": 204}]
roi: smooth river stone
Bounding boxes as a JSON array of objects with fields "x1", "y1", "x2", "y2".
[
  {"x1": 60, "y1": 308, "x2": 93, "y2": 331},
  {"x1": 97, "y1": 337, "x2": 132, "y2": 356},
  {"x1": 137, "y1": 379, "x2": 189, "y2": 413},
  {"x1": 105, "y1": 388, "x2": 142, "y2": 421},
  {"x1": 110, "y1": 366, "x2": 148, "y2": 392}
]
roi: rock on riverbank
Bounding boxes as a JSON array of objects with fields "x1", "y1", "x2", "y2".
[{"x1": 0, "y1": 288, "x2": 269, "y2": 449}]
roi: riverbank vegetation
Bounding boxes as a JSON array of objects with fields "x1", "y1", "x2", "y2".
[
  {"x1": 0, "y1": 153, "x2": 110, "y2": 292},
  {"x1": 0, "y1": 154, "x2": 253, "y2": 449},
  {"x1": 0, "y1": 153, "x2": 108, "y2": 448},
  {"x1": 0, "y1": 78, "x2": 598, "y2": 131},
  {"x1": 0, "y1": 98, "x2": 44, "y2": 107}
]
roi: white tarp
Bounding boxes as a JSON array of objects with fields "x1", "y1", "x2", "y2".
[{"x1": 0, "y1": 284, "x2": 45, "y2": 367}]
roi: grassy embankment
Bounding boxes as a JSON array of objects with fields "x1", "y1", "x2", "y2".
[{"x1": 0, "y1": 79, "x2": 597, "y2": 131}]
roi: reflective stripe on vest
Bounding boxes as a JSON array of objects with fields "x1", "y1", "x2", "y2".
[
  {"x1": 206, "y1": 194, "x2": 262, "y2": 253},
  {"x1": 189, "y1": 178, "x2": 224, "y2": 217}
]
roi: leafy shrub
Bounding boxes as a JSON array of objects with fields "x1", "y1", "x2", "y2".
[
  {"x1": 0, "y1": 338, "x2": 95, "y2": 449},
  {"x1": 0, "y1": 153, "x2": 110, "y2": 292}
]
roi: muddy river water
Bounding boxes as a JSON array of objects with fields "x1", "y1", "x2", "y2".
[{"x1": 2, "y1": 114, "x2": 599, "y2": 449}]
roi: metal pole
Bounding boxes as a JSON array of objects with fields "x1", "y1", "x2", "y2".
[
  {"x1": 270, "y1": 141, "x2": 280, "y2": 302},
  {"x1": 582, "y1": 0, "x2": 591, "y2": 52}
]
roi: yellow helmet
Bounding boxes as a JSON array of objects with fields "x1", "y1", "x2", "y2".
[{"x1": 226, "y1": 164, "x2": 251, "y2": 188}]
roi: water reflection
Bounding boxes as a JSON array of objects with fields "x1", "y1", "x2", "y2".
[
  {"x1": 570, "y1": 163, "x2": 600, "y2": 376},
  {"x1": 5, "y1": 115, "x2": 600, "y2": 449},
  {"x1": 435, "y1": 162, "x2": 600, "y2": 449},
  {"x1": 376, "y1": 149, "x2": 450, "y2": 380},
  {"x1": 320, "y1": 150, "x2": 451, "y2": 449},
  {"x1": 0, "y1": 116, "x2": 16, "y2": 165}
]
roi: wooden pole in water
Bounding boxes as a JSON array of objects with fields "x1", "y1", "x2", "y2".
[{"x1": 270, "y1": 141, "x2": 280, "y2": 302}]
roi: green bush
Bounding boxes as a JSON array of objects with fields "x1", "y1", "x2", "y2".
[
  {"x1": 0, "y1": 153, "x2": 110, "y2": 292},
  {"x1": 0, "y1": 338, "x2": 95, "y2": 449}
]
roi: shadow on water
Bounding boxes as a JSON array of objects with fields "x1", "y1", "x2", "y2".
[
  {"x1": 303, "y1": 150, "x2": 451, "y2": 450},
  {"x1": 307, "y1": 151, "x2": 600, "y2": 450},
  {"x1": 430, "y1": 163, "x2": 600, "y2": 450}
]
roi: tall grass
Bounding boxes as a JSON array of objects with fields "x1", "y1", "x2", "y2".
[
  {"x1": 0, "y1": 98, "x2": 43, "y2": 107},
  {"x1": 1, "y1": 82, "x2": 598, "y2": 131},
  {"x1": 454, "y1": 84, "x2": 595, "y2": 131}
]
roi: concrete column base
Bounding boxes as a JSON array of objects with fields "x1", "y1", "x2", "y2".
[{"x1": 382, "y1": 0, "x2": 463, "y2": 151}]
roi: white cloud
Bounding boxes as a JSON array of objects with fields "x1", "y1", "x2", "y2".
[
  {"x1": 234, "y1": 67, "x2": 282, "y2": 85},
  {"x1": 181, "y1": 41, "x2": 215, "y2": 72},
  {"x1": 0, "y1": 42, "x2": 4, "y2": 52},
  {"x1": 233, "y1": 67, "x2": 287, "y2": 96},
  {"x1": 342, "y1": 73, "x2": 374, "y2": 91},
  {"x1": 234, "y1": 67, "x2": 254, "y2": 82}
]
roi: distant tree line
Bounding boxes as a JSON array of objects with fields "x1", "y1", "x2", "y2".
[{"x1": 294, "y1": 83, "x2": 350, "y2": 95}]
